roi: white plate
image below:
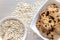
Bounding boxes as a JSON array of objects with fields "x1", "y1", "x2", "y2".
[
  {"x1": 0, "y1": 16, "x2": 27, "y2": 40},
  {"x1": 30, "y1": 0, "x2": 60, "y2": 40}
]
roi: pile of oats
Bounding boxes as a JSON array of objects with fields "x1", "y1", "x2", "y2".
[{"x1": 11, "y1": 2, "x2": 36, "y2": 26}]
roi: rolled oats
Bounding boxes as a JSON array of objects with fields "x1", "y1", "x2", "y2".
[{"x1": 0, "y1": 19, "x2": 24, "y2": 40}]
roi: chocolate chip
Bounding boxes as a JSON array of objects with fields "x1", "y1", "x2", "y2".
[
  {"x1": 42, "y1": 30, "x2": 45, "y2": 33},
  {"x1": 50, "y1": 16, "x2": 54, "y2": 20},
  {"x1": 51, "y1": 35, "x2": 54, "y2": 40},
  {"x1": 46, "y1": 11, "x2": 49, "y2": 16},
  {"x1": 41, "y1": 12, "x2": 45, "y2": 16},
  {"x1": 50, "y1": 27, "x2": 55, "y2": 32},
  {"x1": 39, "y1": 25, "x2": 41, "y2": 26},
  {"x1": 39, "y1": 21, "x2": 40, "y2": 22},
  {"x1": 57, "y1": 15, "x2": 59, "y2": 17},
  {"x1": 53, "y1": 4, "x2": 58, "y2": 8},
  {"x1": 52, "y1": 11, "x2": 54, "y2": 13},
  {"x1": 49, "y1": 20, "x2": 52, "y2": 23},
  {"x1": 58, "y1": 19, "x2": 60, "y2": 22},
  {"x1": 46, "y1": 31, "x2": 50, "y2": 35},
  {"x1": 45, "y1": 25, "x2": 47, "y2": 27},
  {"x1": 46, "y1": 28, "x2": 54, "y2": 35},
  {"x1": 53, "y1": 4, "x2": 56, "y2": 5},
  {"x1": 50, "y1": 25, "x2": 55, "y2": 32},
  {"x1": 51, "y1": 25, "x2": 52, "y2": 27},
  {"x1": 54, "y1": 20, "x2": 56, "y2": 22}
]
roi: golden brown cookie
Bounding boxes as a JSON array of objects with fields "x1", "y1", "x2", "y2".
[{"x1": 36, "y1": 4, "x2": 60, "y2": 40}]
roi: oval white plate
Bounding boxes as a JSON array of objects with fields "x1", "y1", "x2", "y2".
[{"x1": 30, "y1": 0, "x2": 60, "y2": 40}]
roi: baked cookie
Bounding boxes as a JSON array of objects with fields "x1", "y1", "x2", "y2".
[{"x1": 36, "y1": 4, "x2": 60, "y2": 40}]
